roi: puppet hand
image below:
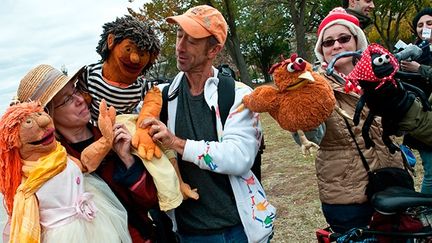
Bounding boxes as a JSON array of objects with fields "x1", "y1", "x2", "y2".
[
  {"x1": 180, "y1": 182, "x2": 199, "y2": 200},
  {"x1": 297, "y1": 130, "x2": 319, "y2": 156},
  {"x1": 132, "y1": 127, "x2": 162, "y2": 161},
  {"x1": 80, "y1": 99, "x2": 115, "y2": 172},
  {"x1": 98, "y1": 99, "x2": 115, "y2": 144}
]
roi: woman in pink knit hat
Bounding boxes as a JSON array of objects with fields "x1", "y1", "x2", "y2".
[{"x1": 299, "y1": 7, "x2": 405, "y2": 233}]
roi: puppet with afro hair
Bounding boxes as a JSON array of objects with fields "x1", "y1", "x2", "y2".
[{"x1": 79, "y1": 15, "x2": 195, "y2": 202}]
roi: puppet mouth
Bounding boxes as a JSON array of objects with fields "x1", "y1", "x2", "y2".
[
  {"x1": 29, "y1": 128, "x2": 55, "y2": 146},
  {"x1": 286, "y1": 71, "x2": 315, "y2": 90},
  {"x1": 122, "y1": 62, "x2": 142, "y2": 73}
]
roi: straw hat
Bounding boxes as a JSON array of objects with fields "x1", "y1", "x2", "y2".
[{"x1": 16, "y1": 64, "x2": 84, "y2": 106}]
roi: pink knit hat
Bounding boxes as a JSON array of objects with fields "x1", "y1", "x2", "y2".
[{"x1": 314, "y1": 7, "x2": 368, "y2": 64}]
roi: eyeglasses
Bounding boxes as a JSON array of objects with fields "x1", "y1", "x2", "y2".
[
  {"x1": 54, "y1": 87, "x2": 81, "y2": 109},
  {"x1": 321, "y1": 35, "x2": 353, "y2": 48}
]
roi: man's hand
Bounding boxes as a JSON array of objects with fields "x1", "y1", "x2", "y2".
[
  {"x1": 141, "y1": 118, "x2": 185, "y2": 154},
  {"x1": 132, "y1": 86, "x2": 163, "y2": 161},
  {"x1": 132, "y1": 126, "x2": 162, "y2": 161}
]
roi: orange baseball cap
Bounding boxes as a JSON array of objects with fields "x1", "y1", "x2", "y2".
[{"x1": 166, "y1": 5, "x2": 228, "y2": 45}]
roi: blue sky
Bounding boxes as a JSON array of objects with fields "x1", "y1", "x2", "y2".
[{"x1": 0, "y1": 0, "x2": 146, "y2": 114}]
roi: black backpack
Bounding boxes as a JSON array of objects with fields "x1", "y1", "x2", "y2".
[{"x1": 160, "y1": 72, "x2": 265, "y2": 181}]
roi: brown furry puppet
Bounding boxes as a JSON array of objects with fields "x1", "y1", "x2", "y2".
[{"x1": 243, "y1": 54, "x2": 336, "y2": 154}]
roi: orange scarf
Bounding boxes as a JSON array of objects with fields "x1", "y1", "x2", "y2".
[{"x1": 9, "y1": 142, "x2": 67, "y2": 243}]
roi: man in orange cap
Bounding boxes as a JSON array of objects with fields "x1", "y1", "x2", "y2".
[{"x1": 142, "y1": 5, "x2": 276, "y2": 243}]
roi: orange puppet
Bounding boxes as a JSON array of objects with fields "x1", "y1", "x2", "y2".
[
  {"x1": 243, "y1": 54, "x2": 337, "y2": 154},
  {"x1": 0, "y1": 101, "x2": 130, "y2": 243},
  {"x1": 79, "y1": 15, "x2": 197, "y2": 200}
]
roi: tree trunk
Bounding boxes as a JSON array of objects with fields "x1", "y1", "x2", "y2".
[{"x1": 223, "y1": 0, "x2": 252, "y2": 85}]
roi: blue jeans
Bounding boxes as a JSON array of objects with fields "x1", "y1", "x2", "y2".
[
  {"x1": 176, "y1": 224, "x2": 248, "y2": 243},
  {"x1": 321, "y1": 202, "x2": 374, "y2": 233},
  {"x1": 420, "y1": 149, "x2": 432, "y2": 194}
]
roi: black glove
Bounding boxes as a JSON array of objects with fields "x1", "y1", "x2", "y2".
[{"x1": 359, "y1": 80, "x2": 415, "y2": 122}]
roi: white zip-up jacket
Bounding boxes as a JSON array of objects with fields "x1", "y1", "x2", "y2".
[{"x1": 164, "y1": 67, "x2": 276, "y2": 243}]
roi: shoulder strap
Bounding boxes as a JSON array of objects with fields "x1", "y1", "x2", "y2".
[
  {"x1": 160, "y1": 74, "x2": 235, "y2": 127},
  {"x1": 160, "y1": 84, "x2": 170, "y2": 124},
  {"x1": 217, "y1": 73, "x2": 235, "y2": 128},
  {"x1": 343, "y1": 117, "x2": 371, "y2": 172}
]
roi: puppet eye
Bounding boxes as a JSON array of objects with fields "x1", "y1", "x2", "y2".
[
  {"x1": 373, "y1": 55, "x2": 385, "y2": 66},
  {"x1": 287, "y1": 63, "x2": 296, "y2": 72},
  {"x1": 22, "y1": 118, "x2": 34, "y2": 128},
  {"x1": 383, "y1": 54, "x2": 390, "y2": 63},
  {"x1": 373, "y1": 54, "x2": 390, "y2": 66},
  {"x1": 295, "y1": 58, "x2": 304, "y2": 65}
]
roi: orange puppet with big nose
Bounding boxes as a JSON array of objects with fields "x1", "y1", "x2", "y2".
[
  {"x1": 0, "y1": 101, "x2": 131, "y2": 243},
  {"x1": 80, "y1": 15, "x2": 162, "y2": 160},
  {"x1": 80, "y1": 15, "x2": 195, "y2": 202}
]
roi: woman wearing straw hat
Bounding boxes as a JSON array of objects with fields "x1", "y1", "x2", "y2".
[{"x1": 11, "y1": 64, "x2": 162, "y2": 243}]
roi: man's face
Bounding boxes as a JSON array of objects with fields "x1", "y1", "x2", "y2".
[
  {"x1": 350, "y1": 0, "x2": 375, "y2": 16},
  {"x1": 175, "y1": 28, "x2": 212, "y2": 72}
]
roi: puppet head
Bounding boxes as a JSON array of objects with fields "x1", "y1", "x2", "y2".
[
  {"x1": 97, "y1": 15, "x2": 161, "y2": 85},
  {"x1": 269, "y1": 53, "x2": 315, "y2": 91},
  {"x1": 345, "y1": 43, "x2": 399, "y2": 93},
  {"x1": 0, "y1": 101, "x2": 56, "y2": 215},
  {"x1": 262, "y1": 54, "x2": 335, "y2": 132}
]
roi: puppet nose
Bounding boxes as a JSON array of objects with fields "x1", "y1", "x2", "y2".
[
  {"x1": 37, "y1": 113, "x2": 51, "y2": 128},
  {"x1": 130, "y1": 52, "x2": 140, "y2": 64}
]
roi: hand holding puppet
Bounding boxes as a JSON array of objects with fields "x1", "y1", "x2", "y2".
[
  {"x1": 345, "y1": 43, "x2": 431, "y2": 153},
  {"x1": 243, "y1": 54, "x2": 336, "y2": 155},
  {"x1": 133, "y1": 87, "x2": 199, "y2": 201},
  {"x1": 0, "y1": 101, "x2": 129, "y2": 243}
]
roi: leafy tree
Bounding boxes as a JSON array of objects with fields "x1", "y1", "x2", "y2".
[
  {"x1": 128, "y1": 0, "x2": 182, "y2": 79},
  {"x1": 368, "y1": 0, "x2": 420, "y2": 49},
  {"x1": 237, "y1": 1, "x2": 291, "y2": 82},
  {"x1": 131, "y1": 0, "x2": 254, "y2": 84}
]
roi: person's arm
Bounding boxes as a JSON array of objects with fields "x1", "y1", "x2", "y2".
[
  {"x1": 112, "y1": 154, "x2": 158, "y2": 207},
  {"x1": 400, "y1": 60, "x2": 432, "y2": 80},
  {"x1": 111, "y1": 122, "x2": 159, "y2": 205},
  {"x1": 144, "y1": 85, "x2": 260, "y2": 176},
  {"x1": 291, "y1": 124, "x2": 326, "y2": 146},
  {"x1": 418, "y1": 64, "x2": 432, "y2": 80},
  {"x1": 181, "y1": 85, "x2": 262, "y2": 176},
  {"x1": 398, "y1": 98, "x2": 432, "y2": 146}
]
